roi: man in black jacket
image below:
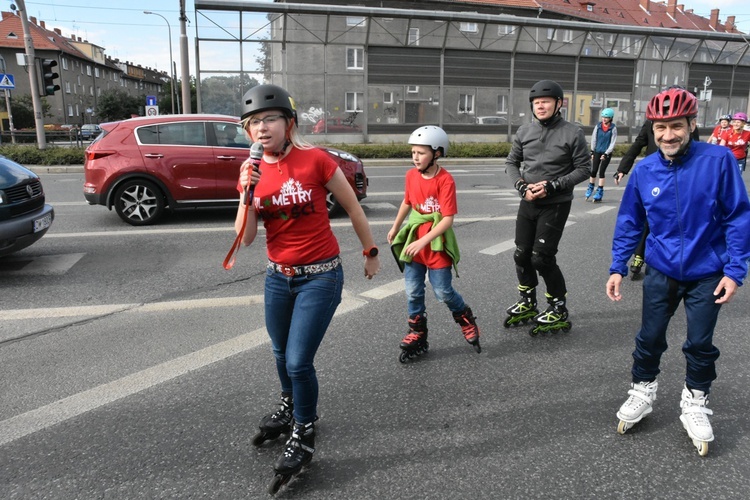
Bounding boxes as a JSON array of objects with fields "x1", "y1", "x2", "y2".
[{"x1": 504, "y1": 80, "x2": 590, "y2": 334}]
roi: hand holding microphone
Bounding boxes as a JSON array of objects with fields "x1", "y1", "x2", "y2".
[{"x1": 242, "y1": 141, "x2": 264, "y2": 205}]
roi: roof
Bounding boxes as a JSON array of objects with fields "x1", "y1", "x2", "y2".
[{"x1": 0, "y1": 11, "x2": 89, "y2": 59}]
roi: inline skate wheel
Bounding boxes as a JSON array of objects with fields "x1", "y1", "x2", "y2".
[
  {"x1": 251, "y1": 431, "x2": 267, "y2": 447},
  {"x1": 617, "y1": 419, "x2": 631, "y2": 435},
  {"x1": 473, "y1": 342, "x2": 481, "y2": 353},
  {"x1": 398, "y1": 351, "x2": 410, "y2": 363},
  {"x1": 268, "y1": 473, "x2": 290, "y2": 495},
  {"x1": 694, "y1": 439, "x2": 709, "y2": 456}
]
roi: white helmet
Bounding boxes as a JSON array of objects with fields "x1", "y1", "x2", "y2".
[{"x1": 408, "y1": 126, "x2": 449, "y2": 157}]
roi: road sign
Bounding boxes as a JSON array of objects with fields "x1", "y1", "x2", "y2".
[
  {"x1": 145, "y1": 105, "x2": 159, "y2": 116},
  {"x1": 0, "y1": 73, "x2": 15, "y2": 89},
  {"x1": 146, "y1": 95, "x2": 157, "y2": 106}
]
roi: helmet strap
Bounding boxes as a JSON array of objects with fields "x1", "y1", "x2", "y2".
[{"x1": 418, "y1": 150, "x2": 439, "y2": 173}]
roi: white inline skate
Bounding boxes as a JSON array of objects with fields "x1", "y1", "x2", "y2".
[
  {"x1": 616, "y1": 380, "x2": 658, "y2": 434},
  {"x1": 679, "y1": 385, "x2": 713, "y2": 457}
]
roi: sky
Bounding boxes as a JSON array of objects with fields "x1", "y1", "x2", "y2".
[{"x1": 10, "y1": 0, "x2": 750, "y2": 81}]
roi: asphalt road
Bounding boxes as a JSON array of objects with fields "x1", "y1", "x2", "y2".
[{"x1": 1, "y1": 163, "x2": 750, "y2": 499}]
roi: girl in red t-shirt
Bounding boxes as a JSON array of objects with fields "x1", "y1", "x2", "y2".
[
  {"x1": 707, "y1": 114, "x2": 732, "y2": 145},
  {"x1": 720, "y1": 112, "x2": 750, "y2": 172},
  {"x1": 235, "y1": 85, "x2": 379, "y2": 487},
  {"x1": 387, "y1": 126, "x2": 481, "y2": 362}
]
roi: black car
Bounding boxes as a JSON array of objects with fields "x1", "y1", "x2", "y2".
[{"x1": 0, "y1": 156, "x2": 54, "y2": 256}]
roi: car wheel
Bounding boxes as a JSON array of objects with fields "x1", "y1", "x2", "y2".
[
  {"x1": 113, "y1": 179, "x2": 165, "y2": 225},
  {"x1": 326, "y1": 191, "x2": 342, "y2": 216}
]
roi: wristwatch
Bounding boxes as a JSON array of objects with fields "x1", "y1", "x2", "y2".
[{"x1": 363, "y1": 246, "x2": 379, "y2": 258}]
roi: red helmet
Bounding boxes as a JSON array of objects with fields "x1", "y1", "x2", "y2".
[{"x1": 645, "y1": 87, "x2": 698, "y2": 121}]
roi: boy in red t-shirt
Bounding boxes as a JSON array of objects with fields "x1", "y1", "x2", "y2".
[{"x1": 387, "y1": 126, "x2": 480, "y2": 362}]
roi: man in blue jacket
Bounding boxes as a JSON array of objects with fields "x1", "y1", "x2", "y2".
[{"x1": 606, "y1": 87, "x2": 750, "y2": 456}]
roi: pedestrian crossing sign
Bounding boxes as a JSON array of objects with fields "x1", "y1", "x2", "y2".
[{"x1": 0, "y1": 73, "x2": 15, "y2": 89}]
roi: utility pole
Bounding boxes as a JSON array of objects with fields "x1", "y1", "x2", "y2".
[
  {"x1": 179, "y1": 0, "x2": 191, "y2": 113},
  {"x1": 16, "y1": 0, "x2": 46, "y2": 148}
]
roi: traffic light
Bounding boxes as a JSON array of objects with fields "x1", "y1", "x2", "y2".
[{"x1": 39, "y1": 59, "x2": 60, "y2": 96}]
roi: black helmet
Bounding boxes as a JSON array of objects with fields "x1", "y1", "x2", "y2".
[
  {"x1": 529, "y1": 80, "x2": 564, "y2": 102},
  {"x1": 241, "y1": 84, "x2": 298, "y2": 124}
]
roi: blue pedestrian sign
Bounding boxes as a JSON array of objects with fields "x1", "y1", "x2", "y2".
[{"x1": 0, "y1": 73, "x2": 15, "y2": 89}]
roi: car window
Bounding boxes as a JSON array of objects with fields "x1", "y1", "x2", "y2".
[
  {"x1": 136, "y1": 122, "x2": 208, "y2": 146},
  {"x1": 212, "y1": 122, "x2": 250, "y2": 148}
]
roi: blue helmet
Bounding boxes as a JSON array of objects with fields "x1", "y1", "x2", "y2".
[{"x1": 601, "y1": 108, "x2": 615, "y2": 119}]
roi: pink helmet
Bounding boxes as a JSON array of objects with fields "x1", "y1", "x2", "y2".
[{"x1": 732, "y1": 112, "x2": 748, "y2": 122}]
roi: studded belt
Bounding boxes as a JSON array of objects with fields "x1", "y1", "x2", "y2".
[{"x1": 267, "y1": 256, "x2": 342, "y2": 277}]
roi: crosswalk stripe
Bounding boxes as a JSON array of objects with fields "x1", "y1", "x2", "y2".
[{"x1": 359, "y1": 279, "x2": 404, "y2": 299}]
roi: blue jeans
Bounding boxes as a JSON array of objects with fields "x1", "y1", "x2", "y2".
[
  {"x1": 264, "y1": 264, "x2": 343, "y2": 424},
  {"x1": 737, "y1": 158, "x2": 746, "y2": 172},
  {"x1": 404, "y1": 261, "x2": 466, "y2": 317},
  {"x1": 631, "y1": 267, "x2": 722, "y2": 392}
]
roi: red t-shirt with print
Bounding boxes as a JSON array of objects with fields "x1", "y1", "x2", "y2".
[
  {"x1": 237, "y1": 147, "x2": 340, "y2": 265},
  {"x1": 723, "y1": 129, "x2": 750, "y2": 160},
  {"x1": 403, "y1": 166, "x2": 458, "y2": 270}
]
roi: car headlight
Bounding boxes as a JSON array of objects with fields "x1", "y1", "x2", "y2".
[{"x1": 0, "y1": 190, "x2": 6, "y2": 205}]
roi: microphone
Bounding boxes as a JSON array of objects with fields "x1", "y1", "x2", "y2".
[{"x1": 244, "y1": 141, "x2": 264, "y2": 205}]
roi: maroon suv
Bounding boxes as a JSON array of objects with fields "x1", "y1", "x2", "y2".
[{"x1": 83, "y1": 114, "x2": 368, "y2": 225}]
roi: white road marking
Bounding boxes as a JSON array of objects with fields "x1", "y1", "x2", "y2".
[
  {"x1": 361, "y1": 202, "x2": 398, "y2": 210},
  {"x1": 360, "y1": 279, "x2": 405, "y2": 299},
  {"x1": 479, "y1": 239, "x2": 515, "y2": 255},
  {"x1": 587, "y1": 206, "x2": 616, "y2": 215},
  {"x1": 0, "y1": 293, "x2": 367, "y2": 446}
]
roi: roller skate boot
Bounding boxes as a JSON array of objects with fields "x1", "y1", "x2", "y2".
[
  {"x1": 529, "y1": 294, "x2": 571, "y2": 336},
  {"x1": 592, "y1": 186, "x2": 604, "y2": 203},
  {"x1": 399, "y1": 314, "x2": 429, "y2": 363},
  {"x1": 679, "y1": 385, "x2": 713, "y2": 456},
  {"x1": 268, "y1": 421, "x2": 315, "y2": 495},
  {"x1": 584, "y1": 182, "x2": 595, "y2": 200},
  {"x1": 252, "y1": 393, "x2": 293, "y2": 446},
  {"x1": 616, "y1": 380, "x2": 658, "y2": 434},
  {"x1": 452, "y1": 306, "x2": 481, "y2": 353},
  {"x1": 503, "y1": 285, "x2": 538, "y2": 328},
  {"x1": 630, "y1": 255, "x2": 644, "y2": 280}
]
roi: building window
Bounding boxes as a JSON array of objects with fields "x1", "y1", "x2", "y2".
[
  {"x1": 650, "y1": 73, "x2": 658, "y2": 86},
  {"x1": 346, "y1": 47, "x2": 364, "y2": 69},
  {"x1": 95, "y1": 67, "x2": 100, "y2": 78},
  {"x1": 346, "y1": 16, "x2": 366, "y2": 27},
  {"x1": 67, "y1": 104, "x2": 73, "y2": 117},
  {"x1": 460, "y1": 22, "x2": 478, "y2": 33},
  {"x1": 587, "y1": 4, "x2": 593, "y2": 11},
  {"x1": 90, "y1": 86, "x2": 94, "y2": 96},
  {"x1": 86, "y1": 65, "x2": 91, "y2": 76},
  {"x1": 497, "y1": 25, "x2": 515, "y2": 35},
  {"x1": 497, "y1": 95, "x2": 508, "y2": 113},
  {"x1": 383, "y1": 92, "x2": 393, "y2": 104},
  {"x1": 621, "y1": 36, "x2": 631, "y2": 54},
  {"x1": 407, "y1": 85, "x2": 419, "y2": 94},
  {"x1": 546, "y1": 29, "x2": 557, "y2": 41},
  {"x1": 345, "y1": 92, "x2": 364, "y2": 112},
  {"x1": 65, "y1": 82, "x2": 71, "y2": 93},
  {"x1": 408, "y1": 28, "x2": 419, "y2": 46},
  {"x1": 562, "y1": 30, "x2": 573, "y2": 43},
  {"x1": 458, "y1": 94, "x2": 475, "y2": 114},
  {"x1": 61, "y1": 58, "x2": 68, "y2": 70}
]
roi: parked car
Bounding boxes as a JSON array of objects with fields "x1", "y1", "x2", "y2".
[
  {"x1": 0, "y1": 155, "x2": 54, "y2": 256},
  {"x1": 83, "y1": 114, "x2": 368, "y2": 225},
  {"x1": 80, "y1": 124, "x2": 102, "y2": 140},
  {"x1": 476, "y1": 116, "x2": 508, "y2": 125},
  {"x1": 311, "y1": 117, "x2": 362, "y2": 134}
]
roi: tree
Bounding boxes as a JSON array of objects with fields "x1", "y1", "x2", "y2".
[
  {"x1": 97, "y1": 89, "x2": 144, "y2": 121},
  {"x1": 200, "y1": 74, "x2": 259, "y2": 115},
  {"x1": 10, "y1": 94, "x2": 51, "y2": 129}
]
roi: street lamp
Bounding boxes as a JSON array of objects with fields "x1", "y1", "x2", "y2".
[{"x1": 144, "y1": 10, "x2": 177, "y2": 114}]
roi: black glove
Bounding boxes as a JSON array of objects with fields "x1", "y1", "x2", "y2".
[
  {"x1": 544, "y1": 178, "x2": 563, "y2": 195},
  {"x1": 613, "y1": 171, "x2": 624, "y2": 180},
  {"x1": 514, "y1": 179, "x2": 528, "y2": 198}
]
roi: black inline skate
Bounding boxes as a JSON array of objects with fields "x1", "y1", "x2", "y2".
[
  {"x1": 268, "y1": 421, "x2": 315, "y2": 495},
  {"x1": 529, "y1": 294, "x2": 572, "y2": 336},
  {"x1": 630, "y1": 255, "x2": 644, "y2": 280},
  {"x1": 503, "y1": 285, "x2": 538, "y2": 328},
  {"x1": 453, "y1": 306, "x2": 481, "y2": 353},
  {"x1": 399, "y1": 314, "x2": 429, "y2": 363},
  {"x1": 251, "y1": 393, "x2": 293, "y2": 447}
]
